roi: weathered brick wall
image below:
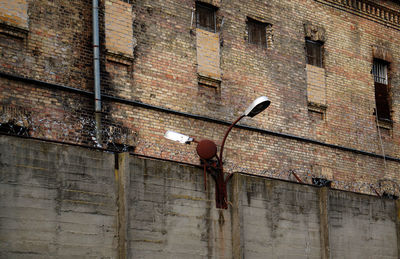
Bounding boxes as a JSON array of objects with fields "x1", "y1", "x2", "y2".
[
  {"x1": 0, "y1": 0, "x2": 100, "y2": 145},
  {"x1": 0, "y1": 0, "x2": 93, "y2": 89},
  {"x1": 307, "y1": 64, "x2": 327, "y2": 106},
  {"x1": 127, "y1": 0, "x2": 400, "y2": 195},
  {"x1": 0, "y1": 0, "x2": 28, "y2": 29},
  {"x1": 0, "y1": 0, "x2": 399, "y2": 198},
  {"x1": 196, "y1": 28, "x2": 221, "y2": 80},
  {"x1": 105, "y1": 0, "x2": 135, "y2": 58}
]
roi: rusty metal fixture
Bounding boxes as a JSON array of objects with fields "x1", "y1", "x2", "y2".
[
  {"x1": 198, "y1": 152, "x2": 232, "y2": 209},
  {"x1": 370, "y1": 185, "x2": 381, "y2": 197},
  {"x1": 290, "y1": 171, "x2": 303, "y2": 183},
  {"x1": 196, "y1": 139, "x2": 217, "y2": 160}
]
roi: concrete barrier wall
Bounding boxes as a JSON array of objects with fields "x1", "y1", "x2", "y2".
[
  {"x1": 328, "y1": 190, "x2": 398, "y2": 258},
  {"x1": 0, "y1": 136, "x2": 118, "y2": 258},
  {"x1": 232, "y1": 175, "x2": 322, "y2": 258},
  {"x1": 231, "y1": 175, "x2": 399, "y2": 259},
  {"x1": 0, "y1": 135, "x2": 398, "y2": 258},
  {"x1": 127, "y1": 156, "x2": 231, "y2": 259}
]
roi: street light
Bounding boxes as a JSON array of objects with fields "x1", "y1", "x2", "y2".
[
  {"x1": 164, "y1": 130, "x2": 193, "y2": 144},
  {"x1": 164, "y1": 96, "x2": 271, "y2": 209}
]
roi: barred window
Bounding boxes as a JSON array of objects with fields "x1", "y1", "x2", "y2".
[
  {"x1": 373, "y1": 59, "x2": 391, "y2": 121},
  {"x1": 373, "y1": 59, "x2": 388, "y2": 85}
]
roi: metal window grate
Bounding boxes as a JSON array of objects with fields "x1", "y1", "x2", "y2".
[{"x1": 373, "y1": 60, "x2": 388, "y2": 85}]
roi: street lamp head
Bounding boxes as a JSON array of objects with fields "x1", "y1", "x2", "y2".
[
  {"x1": 243, "y1": 96, "x2": 271, "y2": 118},
  {"x1": 164, "y1": 130, "x2": 193, "y2": 144}
]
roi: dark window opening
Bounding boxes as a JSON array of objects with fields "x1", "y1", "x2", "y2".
[
  {"x1": 374, "y1": 82, "x2": 391, "y2": 121},
  {"x1": 247, "y1": 18, "x2": 266, "y2": 47},
  {"x1": 308, "y1": 109, "x2": 324, "y2": 121},
  {"x1": 196, "y1": 2, "x2": 217, "y2": 32},
  {"x1": 373, "y1": 59, "x2": 391, "y2": 121},
  {"x1": 306, "y1": 39, "x2": 323, "y2": 67}
]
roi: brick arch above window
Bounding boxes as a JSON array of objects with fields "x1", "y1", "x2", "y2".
[{"x1": 372, "y1": 46, "x2": 394, "y2": 64}]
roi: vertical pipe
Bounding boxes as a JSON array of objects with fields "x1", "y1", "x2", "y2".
[{"x1": 93, "y1": 0, "x2": 102, "y2": 145}]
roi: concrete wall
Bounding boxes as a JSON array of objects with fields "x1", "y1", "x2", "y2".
[
  {"x1": 329, "y1": 190, "x2": 398, "y2": 259},
  {"x1": 231, "y1": 174, "x2": 399, "y2": 259},
  {"x1": 1, "y1": 135, "x2": 399, "y2": 258},
  {"x1": 232, "y1": 175, "x2": 322, "y2": 258},
  {"x1": 127, "y1": 155, "x2": 231, "y2": 258},
  {"x1": 0, "y1": 136, "x2": 118, "y2": 258}
]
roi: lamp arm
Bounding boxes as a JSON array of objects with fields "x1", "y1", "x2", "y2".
[{"x1": 219, "y1": 115, "x2": 245, "y2": 163}]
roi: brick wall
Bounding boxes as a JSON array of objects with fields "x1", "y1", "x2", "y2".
[
  {"x1": 196, "y1": 28, "x2": 221, "y2": 81},
  {"x1": 0, "y1": 0, "x2": 399, "y2": 197},
  {"x1": 307, "y1": 64, "x2": 327, "y2": 106},
  {"x1": 105, "y1": 0, "x2": 135, "y2": 57},
  {"x1": 0, "y1": 0, "x2": 93, "y2": 89},
  {"x1": 0, "y1": 0, "x2": 28, "y2": 29},
  {"x1": 127, "y1": 0, "x2": 400, "y2": 195}
]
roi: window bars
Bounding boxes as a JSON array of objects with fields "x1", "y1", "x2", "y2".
[{"x1": 373, "y1": 60, "x2": 388, "y2": 85}]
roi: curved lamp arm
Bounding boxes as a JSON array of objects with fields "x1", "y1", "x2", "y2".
[
  {"x1": 219, "y1": 114, "x2": 245, "y2": 164},
  {"x1": 219, "y1": 96, "x2": 270, "y2": 166}
]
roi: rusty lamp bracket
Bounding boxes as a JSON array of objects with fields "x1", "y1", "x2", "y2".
[
  {"x1": 164, "y1": 96, "x2": 271, "y2": 209},
  {"x1": 196, "y1": 139, "x2": 232, "y2": 209}
]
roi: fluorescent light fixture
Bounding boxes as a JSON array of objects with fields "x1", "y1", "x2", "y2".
[
  {"x1": 243, "y1": 96, "x2": 271, "y2": 118},
  {"x1": 164, "y1": 130, "x2": 193, "y2": 144}
]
